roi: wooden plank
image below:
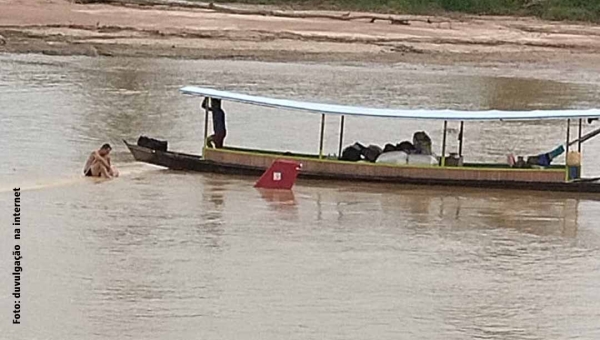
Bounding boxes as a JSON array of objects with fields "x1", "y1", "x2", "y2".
[{"x1": 204, "y1": 148, "x2": 565, "y2": 183}]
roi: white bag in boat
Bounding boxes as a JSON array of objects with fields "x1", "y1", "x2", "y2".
[
  {"x1": 408, "y1": 154, "x2": 438, "y2": 165},
  {"x1": 376, "y1": 151, "x2": 408, "y2": 165}
]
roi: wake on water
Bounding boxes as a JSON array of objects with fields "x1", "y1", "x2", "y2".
[{"x1": 0, "y1": 163, "x2": 162, "y2": 193}]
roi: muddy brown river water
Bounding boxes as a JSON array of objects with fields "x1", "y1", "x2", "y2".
[{"x1": 1, "y1": 53, "x2": 600, "y2": 339}]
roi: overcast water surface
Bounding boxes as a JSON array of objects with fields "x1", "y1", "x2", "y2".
[{"x1": 1, "y1": 54, "x2": 600, "y2": 340}]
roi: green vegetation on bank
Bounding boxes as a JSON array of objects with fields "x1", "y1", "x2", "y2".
[{"x1": 213, "y1": 0, "x2": 600, "y2": 22}]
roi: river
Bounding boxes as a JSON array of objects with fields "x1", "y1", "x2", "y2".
[{"x1": 1, "y1": 53, "x2": 600, "y2": 339}]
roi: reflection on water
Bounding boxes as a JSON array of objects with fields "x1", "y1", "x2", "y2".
[
  {"x1": 2, "y1": 54, "x2": 600, "y2": 340},
  {"x1": 200, "y1": 174, "x2": 227, "y2": 249},
  {"x1": 76, "y1": 58, "x2": 180, "y2": 143},
  {"x1": 259, "y1": 188, "x2": 298, "y2": 219},
  {"x1": 477, "y1": 76, "x2": 576, "y2": 110},
  {"x1": 328, "y1": 183, "x2": 580, "y2": 238}
]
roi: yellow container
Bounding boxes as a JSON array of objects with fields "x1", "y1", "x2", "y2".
[{"x1": 566, "y1": 151, "x2": 581, "y2": 166}]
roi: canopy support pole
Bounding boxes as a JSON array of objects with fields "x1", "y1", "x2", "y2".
[
  {"x1": 203, "y1": 97, "x2": 210, "y2": 149},
  {"x1": 566, "y1": 119, "x2": 571, "y2": 181},
  {"x1": 338, "y1": 115, "x2": 345, "y2": 158},
  {"x1": 566, "y1": 119, "x2": 571, "y2": 154},
  {"x1": 578, "y1": 119, "x2": 583, "y2": 152},
  {"x1": 458, "y1": 121, "x2": 464, "y2": 157},
  {"x1": 441, "y1": 120, "x2": 448, "y2": 167},
  {"x1": 319, "y1": 113, "x2": 326, "y2": 159}
]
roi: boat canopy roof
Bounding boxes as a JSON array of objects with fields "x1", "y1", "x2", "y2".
[{"x1": 180, "y1": 86, "x2": 600, "y2": 121}]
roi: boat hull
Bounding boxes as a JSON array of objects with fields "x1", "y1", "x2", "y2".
[
  {"x1": 125, "y1": 141, "x2": 265, "y2": 175},
  {"x1": 124, "y1": 141, "x2": 600, "y2": 193}
]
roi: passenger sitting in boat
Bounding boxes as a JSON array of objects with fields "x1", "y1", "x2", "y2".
[
  {"x1": 83, "y1": 143, "x2": 119, "y2": 178},
  {"x1": 203, "y1": 98, "x2": 227, "y2": 148},
  {"x1": 413, "y1": 131, "x2": 432, "y2": 155}
]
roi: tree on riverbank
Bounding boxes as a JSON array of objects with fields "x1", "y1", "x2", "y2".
[
  {"x1": 214, "y1": 0, "x2": 600, "y2": 22},
  {"x1": 81, "y1": 0, "x2": 600, "y2": 22}
]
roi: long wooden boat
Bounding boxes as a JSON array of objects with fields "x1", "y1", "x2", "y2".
[{"x1": 125, "y1": 86, "x2": 600, "y2": 193}]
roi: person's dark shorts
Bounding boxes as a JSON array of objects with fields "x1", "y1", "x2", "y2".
[{"x1": 84, "y1": 169, "x2": 93, "y2": 177}]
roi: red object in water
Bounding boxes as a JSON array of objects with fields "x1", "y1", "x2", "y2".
[{"x1": 254, "y1": 160, "x2": 302, "y2": 190}]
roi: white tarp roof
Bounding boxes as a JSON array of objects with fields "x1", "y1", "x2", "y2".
[{"x1": 180, "y1": 86, "x2": 600, "y2": 121}]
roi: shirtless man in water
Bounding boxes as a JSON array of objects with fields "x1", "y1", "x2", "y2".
[{"x1": 83, "y1": 143, "x2": 118, "y2": 178}]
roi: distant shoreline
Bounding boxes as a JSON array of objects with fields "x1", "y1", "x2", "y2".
[
  {"x1": 2, "y1": 0, "x2": 600, "y2": 69},
  {"x1": 177, "y1": 0, "x2": 600, "y2": 23}
]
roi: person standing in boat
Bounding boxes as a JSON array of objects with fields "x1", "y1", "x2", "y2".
[{"x1": 203, "y1": 98, "x2": 227, "y2": 148}]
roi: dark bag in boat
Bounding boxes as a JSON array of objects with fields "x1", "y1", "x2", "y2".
[
  {"x1": 362, "y1": 145, "x2": 383, "y2": 162},
  {"x1": 137, "y1": 136, "x2": 168, "y2": 152},
  {"x1": 340, "y1": 143, "x2": 363, "y2": 162},
  {"x1": 383, "y1": 143, "x2": 397, "y2": 153},
  {"x1": 396, "y1": 141, "x2": 416, "y2": 154}
]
